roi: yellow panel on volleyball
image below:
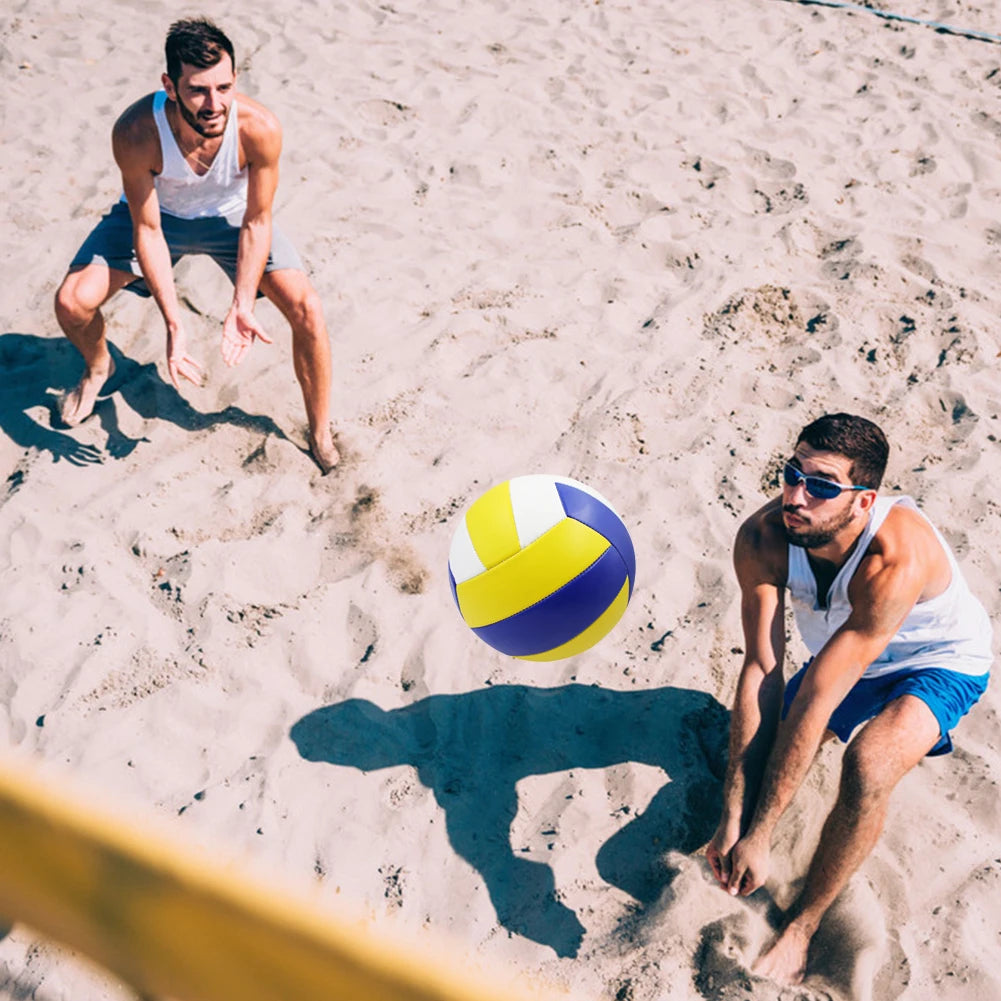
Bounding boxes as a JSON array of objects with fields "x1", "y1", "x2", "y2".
[
  {"x1": 464, "y1": 479, "x2": 521, "y2": 570},
  {"x1": 455, "y1": 519, "x2": 610, "y2": 628},
  {"x1": 518, "y1": 578, "x2": 631, "y2": 662}
]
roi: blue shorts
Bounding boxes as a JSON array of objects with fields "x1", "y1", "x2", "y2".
[
  {"x1": 69, "y1": 201, "x2": 304, "y2": 298},
  {"x1": 783, "y1": 663, "x2": 990, "y2": 756}
]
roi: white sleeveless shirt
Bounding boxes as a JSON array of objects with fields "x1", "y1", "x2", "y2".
[
  {"x1": 787, "y1": 495, "x2": 993, "y2": 678},
  {"x1": 149, "y1": 89, "x2": 248, "y2": 220}
]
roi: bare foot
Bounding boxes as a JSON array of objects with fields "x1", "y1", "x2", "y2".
[
  {"x1": 752, "y1": 922, "x2": 811, "y2": 985},
  {"x1": 60, "y1": 356, "x2": 115, "y2": 427},
  {"x1": 307, "y1": 427, "x2": 340, "y2": 474}
]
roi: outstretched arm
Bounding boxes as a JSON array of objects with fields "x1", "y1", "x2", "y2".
[
  {"x1": 114, "y1": 104, "x2": 201, "y2": 389},
  {"x1": 726, "y1": 541, "x2": 927, "y2": 897},
  {"x1": 221, "y1": 102, "x2": 280, "y2": 366},
  {"x1": 707, "y1": 502, "x2": 787, "y2": 891}
]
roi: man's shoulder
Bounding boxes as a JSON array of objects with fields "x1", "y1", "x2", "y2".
[
  {"x1": 735, "y1": 497, "x2": 788, "y2": 586},
  {"x1": 113, "y1": 93, "x2": 159, "y2": 147},
  {"x1": 737, "y1": 497, "x2": 786, "y2": 550},
  {"x1": 111, "y1": 93, "x2": 160, "y2": 172},
  {"x1": 236, "y1": 93, "x2": 281, "y2": 147},
  {"x1": 852, "y1": 497, "x2": 951, "y2": 602},
  {"x1": 869, "y1": 500, "x2": 937, "y2": 558},
  {"x1": 862, "y1": 499, "x2": 945, "y2": 578}
]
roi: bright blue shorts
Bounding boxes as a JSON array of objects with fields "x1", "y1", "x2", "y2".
[{"x1": 783, "y1": 663, "x2": 990, "y2": 756}]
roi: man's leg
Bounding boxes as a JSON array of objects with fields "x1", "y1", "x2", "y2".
[
  {"x1": 754, "y1": 694, "x2": 940, "y2": 984},
  {"x1": 54, "y1": 264, "x2": 136, "y2": 426},
  {"x1": 258, "y1": 268, "x2": 339, "y2": 473}
]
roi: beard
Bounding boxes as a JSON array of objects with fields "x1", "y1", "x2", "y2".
[
  {"x1": 176, "y1": 92, "x2": 228, "y2": 138},
  {"x1": 783, "y1": 502, "x2": 855, "y2": 549}
]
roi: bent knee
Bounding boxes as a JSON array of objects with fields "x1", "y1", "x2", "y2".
[
  {"x1": 841, "y1": 695, "x2": 940, "y2": 801},
  {"x1": 287, "y1": 288, "x2": 326, "y2": 336},
  {"x1": 55, "y1": 269, "x2": 108, "y2": 323},
  {"x1": 54, "y1": 276, "x2": 85, "y2": 324},
  {"x1": 840, "y1": 737, "x2": 910, "y2": 804}
]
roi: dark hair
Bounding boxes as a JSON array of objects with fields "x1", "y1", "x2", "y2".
[
  {"x1": 165, "y1": 18, "x2": 235, "y2": 84},
  {"x1": 796, "y1": 413, "x2": 889, "y2": 489}
]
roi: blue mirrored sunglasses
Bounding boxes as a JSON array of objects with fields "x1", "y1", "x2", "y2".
[{"x1": 782, "y1": 463, "x2": 868, "y2": 500}]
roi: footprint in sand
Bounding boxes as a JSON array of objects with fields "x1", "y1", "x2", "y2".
[
  {"x1": 694, "y1": 908, "x2": 839, "y2": 1001},
  {"x1": 347, "y1": 601, "x2": 379, "y2": 666},
  {"x1": 693, "y1": 911, "x2": 763, "y2": 1000},
  {"x1": 808, "y1": 878, "x2": 910, "y2": 1001}
]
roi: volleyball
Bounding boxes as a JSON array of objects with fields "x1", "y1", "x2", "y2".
[{"x1": 447, "y1": 475, "x2": 636, "y2": 661}]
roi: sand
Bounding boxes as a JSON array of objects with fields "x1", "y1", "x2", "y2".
[{"x1": 1, "y1": 0, "x2": 1000, "y2": 998}]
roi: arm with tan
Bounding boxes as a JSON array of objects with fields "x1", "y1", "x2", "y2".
[
  {"x1": 113, "y1": 98, "x2": 202, "y2": 389},
  {"x1": 725, "y1": 506, "x2": 936, "y2": 896},
  {"x1": 220, "y1": 97, "x2": 279, "y2": 367},
  {"x1": 707, "y1": 499, "x2": 788, "y2": 891}
]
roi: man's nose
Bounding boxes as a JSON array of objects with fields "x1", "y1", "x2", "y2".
[{"x1": 785, "y1": 480, "x2": 809, "y2": 503}]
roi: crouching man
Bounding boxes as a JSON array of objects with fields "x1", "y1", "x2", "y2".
[{"x1": 707, "y1": 413, "x2": 991, "y2": 983}]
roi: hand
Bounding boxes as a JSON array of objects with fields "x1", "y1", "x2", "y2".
[
  {"x1": 726, "y1": 830, "x2": 771, "y2": 897},
  {"x1": 221, "y1": 303, "x2": 273, "y2": 367},
  {"x1": 706, "y1": 820, "x2": 741, "y2": 890},
  {"x1": 166, "y1": 324, "x2": 203, "y2": 390}
]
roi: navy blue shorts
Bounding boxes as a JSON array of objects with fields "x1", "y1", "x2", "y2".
[
  {"x1": 783, "y1": 662, "x2": 989, "y2": 756},
  {"x1": 69, "y1": 201, "x2": 304, "y2": 298}
]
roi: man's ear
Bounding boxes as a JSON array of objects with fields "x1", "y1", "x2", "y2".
[
  {"x1": 161, "y1": 72, "x2": 176, "y2": 100},
  {"x1": 856, "y1": 489, "x2": 878, "y2": 515}
]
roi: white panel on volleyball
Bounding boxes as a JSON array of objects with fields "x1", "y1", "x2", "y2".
[
  {"x1": 448, "y1": 518, "x2": 486, "y2": 584},
  {"x1": 509, "y1": 475, "x2": 567, "y2": 548}
]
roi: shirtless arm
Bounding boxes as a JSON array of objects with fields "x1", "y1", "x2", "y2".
[
  {"x1": 113, "y1": 104, "x2": 202, "y2": 389},
  {"x1": 725, "y1": 520, "x2": 929, "y2": 897},
  {"x1": 220, "y1": 101, "x2": 280, "y2": 367},
  {"x1": 707, "y1": 500, "x2": 787, "y2": 890}
]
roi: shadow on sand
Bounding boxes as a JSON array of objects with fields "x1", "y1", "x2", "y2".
[
  {"x1": 0, "y1": 332, "x2": 288, "y2": 466},
  {"x1": 291, "y1": 682, "x2": 729, "y2": 958}
]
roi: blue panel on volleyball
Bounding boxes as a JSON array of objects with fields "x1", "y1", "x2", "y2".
[
  {"x1": 555, "y1": 480, "x2": 636, "y2": 597},
  {"x1": 469, "y1": 545, "x2": 628, "y2": 657}
]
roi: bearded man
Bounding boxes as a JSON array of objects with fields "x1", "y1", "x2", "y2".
[
  {"x1": 707, "y1": 413, "x2": 991, "y2": 984},
  {"x1": 55, "y1": 18, "x2": 338, "y2": 472}
]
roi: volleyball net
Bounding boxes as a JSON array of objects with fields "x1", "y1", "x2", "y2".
[{"x1": 0, "y1": 758, "x2": 562, "y2": 1001}]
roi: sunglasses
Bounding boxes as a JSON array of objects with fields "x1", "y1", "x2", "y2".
[{"x1": 782, "y1": 463, "x2": 868, "y2": 500}]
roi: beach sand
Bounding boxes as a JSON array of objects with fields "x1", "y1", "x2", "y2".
[{"x1": 1, "y1": 0, "x2": 1000, "y2": 998}]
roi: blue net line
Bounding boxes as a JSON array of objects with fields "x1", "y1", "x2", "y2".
[{"x1": 778, "y1": 0, "x2": 1001, "y2": 45}]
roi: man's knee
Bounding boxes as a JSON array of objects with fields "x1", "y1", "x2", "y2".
[
  {"x1": 263, "y1": 270, "x2": 325, "y2": 335},
  {"x1": 287, "y1": 286, "x2": 325, "y2": 337},
  {"x1": 839, "y1": 739, "x2": 892, "y2": 807},
  {"x1": 839, "y1": 699, "x2": 936, "y2": 804},
  {"x1": 55, "y1": 266, "x2": 118, "y2": 325},
  {"x1": 54, "y1": 272, "x2": 91, "y2": 326}
]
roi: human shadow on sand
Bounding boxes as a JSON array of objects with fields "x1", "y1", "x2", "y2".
[
  {"x1": 0, "y1": 332, "x2": 287, "y2": 465},
  {"x1": 291, "y1": 683, "x2": 729, "y2": 958}
]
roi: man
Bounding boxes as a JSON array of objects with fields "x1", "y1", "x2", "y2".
[
  {"x1": 54, "y1": 18, "x2": 338, "y2": 473},
  {"x1": 707, "y1": 413, "x2": 991, "y2": 984}
]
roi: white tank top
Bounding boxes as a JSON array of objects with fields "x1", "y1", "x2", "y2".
[
  {"x1": 787, "y1": 495, "x2": 993, "y2": 678},
  {"x1": 149, "y1": 89, "x2": 247, "y2": 220}
]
